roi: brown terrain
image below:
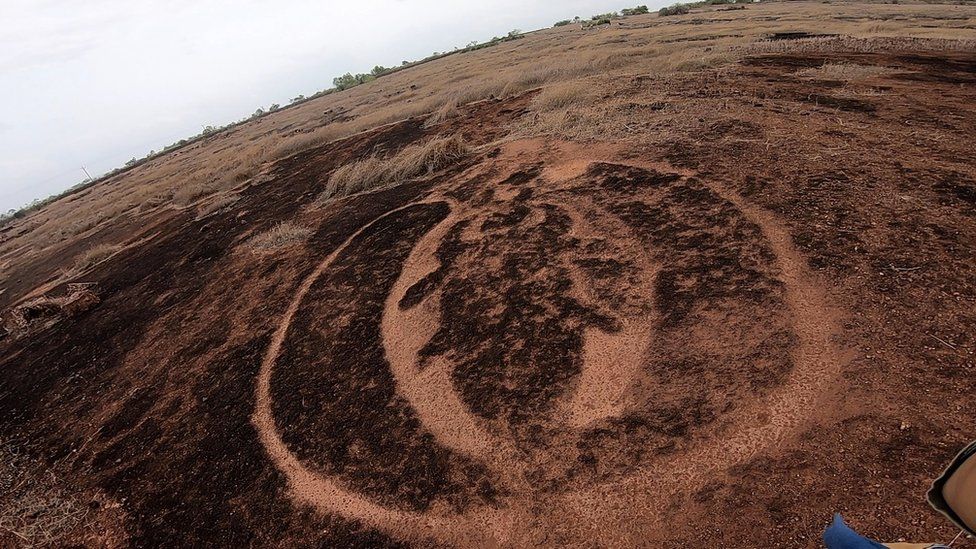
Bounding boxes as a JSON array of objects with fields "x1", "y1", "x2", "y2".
[{"x1": 1, "y1": 1, "x2": 975, "y2": 547}]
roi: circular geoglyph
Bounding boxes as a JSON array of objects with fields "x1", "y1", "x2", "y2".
[{"x1": 253, "y1": 151, "x2": 842, "y2": 546}]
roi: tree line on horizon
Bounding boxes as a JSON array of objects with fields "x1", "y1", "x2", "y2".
[{"x1": 1, "y1": 3, "x2": 690, "y2": 224}]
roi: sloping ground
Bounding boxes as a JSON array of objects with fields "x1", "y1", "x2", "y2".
[{"x1": 2, "y1": 6, "x2": 976, "y2": 549}]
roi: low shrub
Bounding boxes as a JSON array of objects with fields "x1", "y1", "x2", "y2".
[
  {"x1": 246, "y1": 222, "x2": 312, "y2": 252},
  {"x1": 319, "y1": 135, "x2": 469, "y2": 202},
  {"x1": 590, "y1": 11, "x2": 619, "y2": 21}
]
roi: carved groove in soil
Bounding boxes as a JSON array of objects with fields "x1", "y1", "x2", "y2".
[{"x1": 252, "y1": 156, "x2": 844, "y2": 546}]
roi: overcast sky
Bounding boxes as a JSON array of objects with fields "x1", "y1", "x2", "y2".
[{"x1": 0, "y1": 0, "x2": 655, "y2": 212}]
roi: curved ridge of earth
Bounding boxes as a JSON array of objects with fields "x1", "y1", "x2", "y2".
[{"x1": 253, "y1": 148, "x2": 847, "y2": 546}]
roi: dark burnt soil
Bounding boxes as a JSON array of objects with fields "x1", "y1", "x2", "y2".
[
  {"x1": 420, "y1": 186, "x2": 619, "y2": 425},
  {"x1": 0, "y1": 118, "x2": 492, "y2": 546},
  {"x1": 647, "y1": 49, "x2": 976, "y2": 547},
  {"x1": 272, "y1": 201, "x2": 497, "y2": 512},
  {"x1": 0, "y1": 47, "x2": 974, "y2": 548}
]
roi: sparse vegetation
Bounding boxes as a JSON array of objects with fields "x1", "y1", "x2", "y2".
[
  {"x1": 591, "y1": 11, "x2": 620, "y2": 21},
  {"x1": 5, "y1": 0, "x2": 975, "y2": 270},
  {"x1": 172, "y1": 179, "x2": 218, "y2": 206},
  {"x1": 333, "y1": 72, "x2": 377, "y2": 91},
  {"x1": 246, "y1": 222, "x2": 312, "y2": 252},
  {"x1": 0, "y1": 444, "x2": 96, "y2": 546},
  {"x1": 0, "y1": 0, "x2": 702, "y2": 226},
  {"x1": 660, "y1": 0, "x2": 752, "y2": 16},
  {"x1": 424, "y1": 99, "x2": 462, "y2": 127},
  {"x1": 659, "y1": 4, "x2": 691, "y2": 16},
  {"x1": 795, "y1": 62, "x2": 893, "y2": 81},
  {"x1": 622, "y1": 5, "x2": 650, "y2": 16},
  {"x1": 73, "y1": 243, "x2": 122, "y2": 272},
  {"x1": 327, "y1": 30, "x2": 525, "y2": 94},
  {"x1": 319, "y1": 134, "x2": 469, "y2": 202},
  {"x1": 195, "y1": 193, "x2": 240, "y2": 219},
  {"x1": 556, "y1": 6, "x2": 644, "y2": 27},
  {"x1": 533, "y1": 81, "x2": 593, "y2": 111},
  {"x1": 272, "y1": 126, "x2": 344, "y2": 160},
  {"x1": 173, "y1": 163, "x2": 257, "y2": 207}
]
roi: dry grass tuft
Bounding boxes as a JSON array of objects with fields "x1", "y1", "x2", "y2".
[
  {"x1": 73, "y1": 243, "x2": 121, "y2": 272},
  {"x1": 0, "y1": 444, "x2": 93, "y2": 546},
  {"x1": 172, "y1": 180, "x2": 216, "y2": 207},
  {"x1": 532, "y1": 81, "x2": 594, "y2": 112},
  {"x1": 272, "y1": 100, "x2": 452, "y2": 160},
  {"x1": 172, "y1": 160, "x2": 259, "y2": 207},
  {"x1": 424, "y1": 99, "x2": 461, "y2": 127},
  {"x1": 424, "y1": 82, "x2": 511, "y2": 127},
  {"x1": 272, "y1": 126, "x2": 343, "y2": 159},
  {"x1": 453, "y1": 82, "x2": 506, "y2": 105},
  {"x1": 795, "y1": 62, "x2": 893, "y2": 81},
  {"x1": 388, "y1": 134, "x2": 470, "y2": 179},
  {"x1": 246, "y1": 222, "x2": 312, "y2": 252},
  {"x1": 499, "y1": 69, "x2": 554, "y2": 99},
  {"x1": 321, "y1": 157, "x2": 388, "y2": 201},
  {"x1": 318, "y1": 134, "x2": 470, "y2": 203},
  {"x1": 195, "y1": 193, "x2": 240, "y2": 220}
]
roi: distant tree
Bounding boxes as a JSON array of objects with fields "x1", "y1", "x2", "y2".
[
  {"x1": 334, "y1": 72, "x2": 376, "y2": 91},
  {"x1": 269, "y1": 103, "x2": 280, "y2": 111},
  {"x1": 554, "y1": 19, "x2": 572, "y2": 27},
  {"x1": 290, "y1": 94, "x2": 305, "y2": 104},
  {"x1": 622, "y1": 5, "x2": 650, "y2": 15},
  {"x1": 507, "y1": 29, "x2": 522, "y2": 38},
  {"x1": 371, "y1": 65, "x2": 387, "y2": 77},
  {"x1": 333, "y1": 72, "x2": 359, "y2": 90},
  {"x1": 659, "y1": 3, "x2": 690, "y2": 15},
  {"x1": 252, "y1": 108, "x2": 265, "y2": 118},
  {"x1": 402, "y1": 60, "x2": 409, "y2": 66}
]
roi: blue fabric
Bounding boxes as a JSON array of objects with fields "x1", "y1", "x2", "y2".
[{"x1": 823, "y1": 514, "x2": 887, "y2": 549}]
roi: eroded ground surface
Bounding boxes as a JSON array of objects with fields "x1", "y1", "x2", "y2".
[{"x1": 1, "y1": 40, "x2": 975, "y2": 548}]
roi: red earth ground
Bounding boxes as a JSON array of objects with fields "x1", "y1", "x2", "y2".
[{"x1": 1, "y1": 34, "x2": 975, "y2": 549}]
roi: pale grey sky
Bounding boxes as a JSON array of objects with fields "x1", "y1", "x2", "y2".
[{"x1": 0, "y1": 0, "x2": 656, "y2": 212}]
